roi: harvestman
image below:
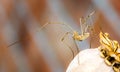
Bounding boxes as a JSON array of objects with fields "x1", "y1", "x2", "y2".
[{"x1": 7, "y1": 11, "x2": 95, "y2": 59}]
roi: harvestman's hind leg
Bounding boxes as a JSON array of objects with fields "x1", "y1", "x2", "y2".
[
  {"x1": 60, "y1": 32, "x2": 75, "y2": 59},
  {"x1": 72, "y1": 39, "x2": 80, "y2": 65},
  {"x1": 7, "y1": 40, "x2": 20, "y2": 48},
  {"x1": 60, "y1": 32, "x2": 80, "y2": 61}
]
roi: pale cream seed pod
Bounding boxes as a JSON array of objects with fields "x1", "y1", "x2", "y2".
[{"x1": 66, "y1": 48, "x2": 114, "y2": 72}]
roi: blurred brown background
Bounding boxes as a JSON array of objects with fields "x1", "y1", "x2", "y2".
[{"x1": 0, "y1": 0, "x2": 120, "y2": 72}]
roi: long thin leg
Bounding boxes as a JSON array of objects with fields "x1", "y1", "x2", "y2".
[
  {"x1": 61, "y1": 32, "x2": 81, "y2": 64},
  {"x1": 89, "y1": 26, "x2": 97, "y2": 48},
  {"x1": 84, "y1": 25, "x2": 89, "y2": 33},
  {"x1": 60, "y1": 32, "x2": 75, "y2": 59},
  {"x1": 8, "y1": 22, "x2": 74, "y2": 48},
  {"x1": 73, "y1": 40, "x2": 80, "y2": 65},
  {"x1": 80, "y1": 18, "x2": 84, "y2": 35},
  {"x1": 79, "y1": 11, "x2": 95, "y2": 36},
  {"x1": 90, "y1": 36, "x2": 92, "y2": 48},
  {"x1": 7, "y1": 40, "x2": 20, "y2": 48},
  {"x1": 62, "y1": 41, "x2": 75, "y2": 59},
  {"x1": 61, "y1": 32, "x2": 72, "y2": 41},
  {"x1": 38, "y1": 22, "x2": 74, "y2": 32},
  {"x1": 87, "y1": 11, "x2": 96, "y2": 48},
  {"x1": 7, "y1": 23, "x2": 50, "y2": 48}
]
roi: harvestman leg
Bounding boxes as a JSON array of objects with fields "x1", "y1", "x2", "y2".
[
  {"x1": 60, "y1": 32, "x2": 75, "y2": 59},
  {"x1": 60, "y1": 32, "x2": 80, "y2": 64}
]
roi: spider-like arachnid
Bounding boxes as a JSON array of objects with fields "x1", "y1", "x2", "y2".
[{"x1": 7, "y1": 11, "x2": 95, "y2": 60}]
